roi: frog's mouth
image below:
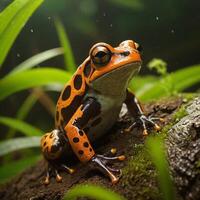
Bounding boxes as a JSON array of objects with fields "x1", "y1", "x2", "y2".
[{"x1": 91, "y1": 61, "x2": 141, "y2": 96}]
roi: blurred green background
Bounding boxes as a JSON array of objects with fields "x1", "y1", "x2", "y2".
[{"x1": 1, "y1": 0, "x2": 200, "y2": 73}]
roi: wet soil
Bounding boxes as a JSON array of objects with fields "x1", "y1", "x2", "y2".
[{"x1": 0, "y1": 97, "x2": 190, "y2": 200}]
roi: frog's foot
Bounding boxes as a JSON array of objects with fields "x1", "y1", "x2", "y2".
[
  {"x1": 43, "y1": 164, "x2": 62, "y2": 185},
  {"x1": 124, "y1": 115, "x2": 163, "y2": 136},
  {"x1": 43, "y1": 163, "x2": 75, "y2": 185},
  {"x1": 90, "y1": 154, "x2": 125, "y2": 184}
]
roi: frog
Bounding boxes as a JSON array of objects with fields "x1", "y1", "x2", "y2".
[{"x1": 40, "y1": 40, "x2": 161, "y2": 185}]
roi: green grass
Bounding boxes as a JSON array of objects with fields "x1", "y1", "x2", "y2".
[
  {"x1": 146, "y1": 137, "x2": 175, "y2": 200},
  {"x1": 0, "y1": 116, "x2": 43, "y2": 136},
  {"x1": 0, "y1": 0, "x2": 44, "y2": 67},
  {"x1": 64, "y1": 184, "x2": 125, "y2": 200},
  {"x1": 0, "y1": 155, "x2": 41, "y2": 183},
  {"x1": 0, "y1": 68, "x2": 72, "y2": 100},
  {"x1": 122, "y1": 144, "x2": 160, "y2": 199},
  {"x1": 0, "y1": 136, "x2": 41, "y2": 156},
  {"x1": 55, "y1": 18, "x2": 76, "y2": 73}
]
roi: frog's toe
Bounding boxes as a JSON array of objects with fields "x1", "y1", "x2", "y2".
[
  {"x1": 55, "y1": 170, "x2": 62, "y2": 183},
  {"x1": 61, "y1": 164, "x2": 75, "y2": 174},
  {"x1": 43, "y1": 166, "x2": 51, "y2": 185},
  {"x1": 90, "y1": 154, "x2": 125, "y2": 184},
  {"x1": 44, "y1": 173, "x2": 50, "y2": 185},
  {"x1": 136, "y1": 114, "x2": 163, "y2": 136},
  {"x1": 43, "y1": 163, "x2": 73, "y2": 185}
]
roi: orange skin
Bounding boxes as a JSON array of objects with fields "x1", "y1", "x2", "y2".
[{"x1": 54, "y1": 40, "x2": 141, "y2": 162}]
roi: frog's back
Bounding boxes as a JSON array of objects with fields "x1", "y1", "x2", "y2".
[{"x1": 55, "y1": 62, "x2": 89, "y2": 130}]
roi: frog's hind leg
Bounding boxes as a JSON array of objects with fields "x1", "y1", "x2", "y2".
[{"x1": 41, "y1": 129, "x2": 74, "y2": 184}]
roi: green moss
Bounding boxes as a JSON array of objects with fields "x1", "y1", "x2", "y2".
[
  {"x1": 121, "y1": 143, "x2": 161, "y2": 200},
  {"x1": 121, "y1": 97, "x2": 194, "y2": 199},
  {"x1": 157, "y1": 99, "x2": 189, "y2": 139},
  {"x1": 172, "y1": 105, "x2": 187, "y2": 122}
]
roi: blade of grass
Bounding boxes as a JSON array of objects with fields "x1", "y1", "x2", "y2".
[
  {"x1": 0, "y1": 68, "x2": 72, "y2": 101},
  {"x1": 146, "y1": 137, "x2": 175, "y2": 200},
  {"x1": 0, "y1": 0, "x2": 44, "y2": 67},
  {"x1": 7, "y1": 88, "x2": 56, "y2": 138},
  {"x1": 64, "y1": 184, "x2": 126, "y2": 200},
  {"x1": 0, "y1": 154, "x2": 41, "y2": 183},
  {"x1": 32, "y1": 88, "x2": 56, "y2": 116},
  {"x1": 138, "y1": 65, "x2": 200, "y2": 101},
  {"x1": 0, "y1": 136, "x2": 41, "y2": 156},
  {"x1": 6, "y1": 93, "x2": 38, "y2": 139},
  {"x1": 55, "y1": 19, "x2": 76, "y2": 73},
  {"x1": 10, "y1": 48, "x2": 64, "y2": 75},
  {"x1": 0, "y1": 116, "x2": 43, "y2": 136},
  {"x1": 16, "y1": 93, "x2": 38, "y2": 120},
  {"x1": 129, "y1": 75, "x2": 158, "y2": 92}
]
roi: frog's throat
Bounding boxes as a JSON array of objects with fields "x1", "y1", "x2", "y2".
[{"x1": 90, "y1": 62, "x2": 141, "y2": 96}]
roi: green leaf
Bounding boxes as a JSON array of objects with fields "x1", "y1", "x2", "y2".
[
  {"x1": 0, "y1": 68, "x2": 72, "y2": 101},
  {"x1": 0, "y1": 0, "x2": 44, "y2": 67},
  {"x1": 138, "y1": 65, "x2": 200, "y2": 101},
  {"x1": 0, "y1": 136, "x2": 41, "y2": 156},
  {"x1": 129, "y1": 75, "x2": 158, "y2": 92},
  {"x1": 7, "y1": 88, "x2": 56, "y2": 138},
  {"x1": 147, "y1": 58, "x2": 168, "y2": 76},
  {"x1": 64, "y1": 184, "x2": 126, "y2": 200},
  {"x1": 6, "y1": 92, "x2": 38, "y2": 138},
  {"x1": 55, "y1": 19, "x2": 76, "y2": 73},
  {"x1": 146, "y1": 137, "x2": 175, "y2": 200},
  {"x1": 10, "y1": 48, "x2": 64, "y2": 75},
  {"x1": 0, "y1": 154, "x2": 41, "y2": 183},
  {"x1": 0, "y1": 116, "x2": 43, "y2": 136}
]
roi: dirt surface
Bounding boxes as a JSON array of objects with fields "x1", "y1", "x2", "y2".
[{"x1": 0, "y1": 97, "x2": 187, "y2": 200}]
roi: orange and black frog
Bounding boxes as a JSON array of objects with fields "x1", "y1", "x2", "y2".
[{"x1": 40, "y1": 40, "x2": 161, "y2": 184}]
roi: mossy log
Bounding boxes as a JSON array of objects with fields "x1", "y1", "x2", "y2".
[{"x1": 0, "y1": 96, "x2": 199, "y2": 200}]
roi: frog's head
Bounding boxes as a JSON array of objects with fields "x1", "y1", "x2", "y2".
[{"x1": 83, "y1": 40, "x2": 142, "y2": 96}]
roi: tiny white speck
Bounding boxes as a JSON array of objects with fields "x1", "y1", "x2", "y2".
[
  {"x1": 171, "y1": 29, "x2": 175, "y2": 33},
  {"x1": 110, "y1": 23, "x2": 113, "y2": 27},
  {"x1": 17, "y1": 53, "x2": 20, "y2": 57},
  {"x1": 30, "y1": 29, "x2": 34, "y2": 33},
  {"x1": 48, "y1": 16, "x2": 51, "y2": 20},
  {"x1": 156, "y1": 16, "x2": 159, "y2": 21},
  {"x1": 103, "y1": 13, "x2": 106, "y2": 17}
]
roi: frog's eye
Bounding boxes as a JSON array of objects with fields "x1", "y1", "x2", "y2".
[
  {"x1": 135, "y1": 42, "x2": 143, "y2": 52},
  {"x1": 91, "y1": 46, "x2": 111, "y2": 67}
]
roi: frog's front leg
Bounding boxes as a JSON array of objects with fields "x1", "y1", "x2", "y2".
[
  {"x1": 65, "y1": 97, "x2": 125, "y2": 184},
  {"x1": 124, "y1": 89, "x2": 161, "y2": 136}
]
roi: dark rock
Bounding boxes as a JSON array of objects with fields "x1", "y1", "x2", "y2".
[{"x1": 167, "y1": 97, "x2": 200, "y2": 200}]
